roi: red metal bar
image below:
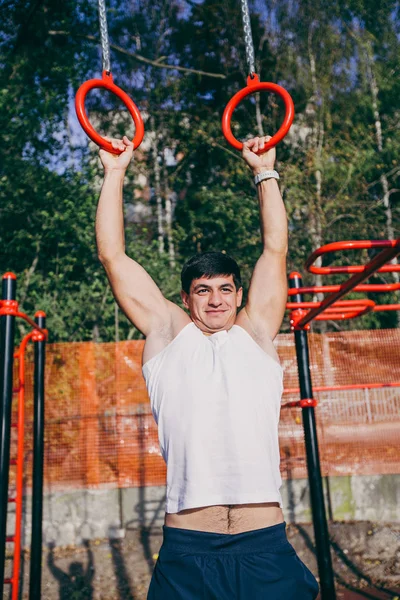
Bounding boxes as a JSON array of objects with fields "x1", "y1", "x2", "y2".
[
  {"x1": 313, "y1": 310, "x2": 370, "y2": 320},
  {"x1": 374, "y1": 304, "x2": 400, "y2": 311},
  {"x1": 305, "y1": 240, "x2": 400, "y2": 275},
  {"x1": 287, "y1": 282, "x2": 400, "y2": 295},
  {"x1": 295, "y1": 243, "x2": 400, "y2": 328},
  {"x1": 287, "y1": 300, "x2": 376, "y2": 309},
  {"x1": 288, "y1": 299, "x2": 376, "y2": 324},
  {"x1": 10, "y1": 332, "x2": 34, "y2": 600}
]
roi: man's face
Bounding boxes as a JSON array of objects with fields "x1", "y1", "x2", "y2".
[{"x1": 181, "y1": 275, "x2": 243, "y2": 333}]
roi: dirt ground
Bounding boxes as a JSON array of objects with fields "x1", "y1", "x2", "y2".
[{"x1": 7, "y1": 521, "x2": 400, "y2": 600}]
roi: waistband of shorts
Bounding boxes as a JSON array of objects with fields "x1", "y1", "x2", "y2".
[{"x1": 161, "y1": 521, "x2": 288, "y2": 554}]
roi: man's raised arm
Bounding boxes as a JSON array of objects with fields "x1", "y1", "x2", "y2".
[
  {"x1": 96, "y1": 136, "x2": 171, "y2": 337},
  {"x1": 237, "y1": 136, "x2": 288, "y2": 340}
]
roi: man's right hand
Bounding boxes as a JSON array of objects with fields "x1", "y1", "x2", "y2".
[
  {"x1": 242, "y1": 135, "x2": 276, "y2": 174},
  {"x1": 99, "y1": 135, "x2": 134, "y2": 172}
]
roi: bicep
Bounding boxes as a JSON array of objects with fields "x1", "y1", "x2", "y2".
[
  {"x1": 101, "y1": 254, "x2": 171, "y2": 336},
  {"x1": 243, "y1": 250, "x2": 287, "y2": 339}
]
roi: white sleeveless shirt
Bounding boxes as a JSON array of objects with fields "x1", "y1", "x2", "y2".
[{"x1": 142, "y1": 322, "x2": 284, "y2": 514}]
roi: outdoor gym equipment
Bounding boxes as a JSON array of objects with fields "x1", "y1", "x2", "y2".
[
  {"x1": 221, "y1": 0, "x2": 294, "y2": 153},
  {"x1": 75, "y1": 0, "x2": 144, "y2": 154},
  {"x1": 285, "y1": 238, "x2": 400, "y2": 600},
  {"x1": 0, "y1": 273, "x2": 47, "y2": 600}
]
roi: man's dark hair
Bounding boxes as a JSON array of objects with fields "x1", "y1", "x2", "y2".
[{"x1": 181, "y1": 252, "x2": 242, "y2": 294}]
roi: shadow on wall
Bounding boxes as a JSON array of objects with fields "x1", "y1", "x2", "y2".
[{"x1": 47, "y1": 540, "x2": 94, "y2": 600}]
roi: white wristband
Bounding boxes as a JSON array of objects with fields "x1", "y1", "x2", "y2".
[{"x1": 254, "y1": 170, "x2": 279, "y2": 185}]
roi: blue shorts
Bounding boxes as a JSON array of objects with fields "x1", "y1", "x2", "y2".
[{"x1": 147, "y1": 521, "x2": 319, "y2": 599}]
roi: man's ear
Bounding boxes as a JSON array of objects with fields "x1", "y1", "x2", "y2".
[
  {"x1": 181, "y1": 290, "x2": 190, "y2": 309},
  {"x1": 236, "y1": 287, "x2": 243, "y2": 307}
]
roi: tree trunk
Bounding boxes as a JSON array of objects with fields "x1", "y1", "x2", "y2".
[
  {"x1": 17, "y1": 243, "x2": 41, "y2": 338},
  {"x1": 150, "y1": 117, "x2": 165, "y2": 255},
  {"x1": 163, "y1": 156, "x2": 176, "y2": 268},
  {"x1": 363, "y1": 38, "x2": 399, "y2": 325},
  {"x1": 114, "y1": 302, "x2": 119, "y2": 343},
  {"x1": 308, "y1": 29, "x2": 327, "y2": 333},
  {"x1": 255, "y1": 92, "x2": 264, "y2": 137}
]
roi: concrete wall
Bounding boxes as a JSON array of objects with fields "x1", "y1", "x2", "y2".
[{"x1": 7, "y1": 474, "x2": 400, "y2": 548}]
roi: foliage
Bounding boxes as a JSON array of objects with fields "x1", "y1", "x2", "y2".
[{"x1": 0, "y1": 0, "x2": 399, "y2": 342}]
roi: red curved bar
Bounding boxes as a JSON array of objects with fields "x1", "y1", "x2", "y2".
[
  {"x1": 221, "y1": 74, "x2": 294, "y2": 153},
  {"x1": 75, "y1": 71, "x2": 145, "y2": 154},
  {"x1": 305, "y1": 239, "x2": 400, "y2": 275},
  {"x1": 288, "y1": 299, "x2": 375, "y2": 324},
  {"x1": 0, "y1": 301, "x2": 48, "y2": 339}
]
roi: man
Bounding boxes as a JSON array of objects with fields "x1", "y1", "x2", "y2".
[{"x1": 96, "y1": 135, "x2": 319, "y2": 599}]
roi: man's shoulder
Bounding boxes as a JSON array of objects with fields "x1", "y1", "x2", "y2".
[
  {"x1": 235, "y1": 310, "x2": 280, "y2": 361},
  {"x1": 142, "y1": 306, "x2": 191, "y2": 366}
]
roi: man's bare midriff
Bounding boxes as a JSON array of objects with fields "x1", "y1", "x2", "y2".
[{"x1": 165, "y1": 503, "x2": 284, "y2": 535}]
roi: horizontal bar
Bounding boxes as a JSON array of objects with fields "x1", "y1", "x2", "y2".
[
  {"x1": 287, "y1": 300, "x2": 375, "y2": 310},
  {"x1": 314, "y1": 309, "x2": 370, "y2": 321},
  {"x1": 287, "y1": 282, "x2": 400, "y2": 295},
  {"x1": 374, "y1": 304, "x2": 400, "y2": 311}
]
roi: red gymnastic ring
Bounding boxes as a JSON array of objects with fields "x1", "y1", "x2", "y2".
[
  {"x1": 75, "y1": 71, "x2": 145, "y2": 154},
  {"x1": 222, "y1": 74, "x2": 295, "y2": 153}
]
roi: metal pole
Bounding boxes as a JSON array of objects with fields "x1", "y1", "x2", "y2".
[
  {"x1": 0, "y1": 273, "x2": 17, "y2": 597},
  {"x1": 289, "y1": 272, "x2": 336, "y2": 600},
  {"x1": 29, "y1": 311, "x2": 46, "y2": 600}
]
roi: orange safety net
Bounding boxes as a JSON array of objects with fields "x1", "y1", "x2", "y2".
[{"x1": 9, "y1": 329, "x2": 400, "y2": 491}]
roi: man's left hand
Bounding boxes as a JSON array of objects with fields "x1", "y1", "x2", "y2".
[{"x1": 242, "y1": 135, "x2": 276, "y2": 174}]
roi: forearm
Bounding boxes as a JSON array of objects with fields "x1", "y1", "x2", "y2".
[
  {"x1": 96, "y1": 170, "x2": 126, "y2": 262},
  {"x1": 255, "y1": 177, "x2": 288, "y2": 254}
]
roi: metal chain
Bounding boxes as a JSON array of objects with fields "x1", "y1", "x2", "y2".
[
  {"x1": 98, "y1": 0, "x2": 111, "y2": 72},
  {"x1": 240, "y1": 0, "x2": 256, "y2": 76}
]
